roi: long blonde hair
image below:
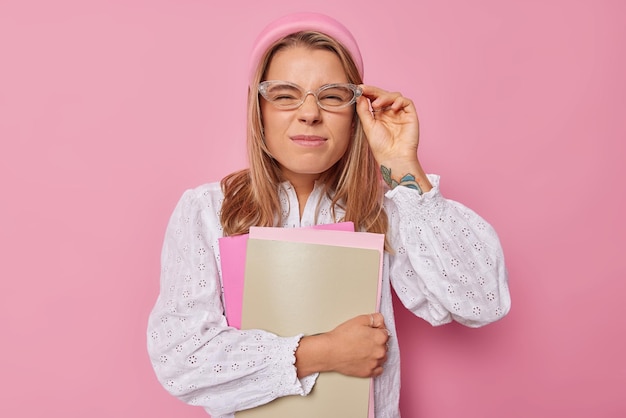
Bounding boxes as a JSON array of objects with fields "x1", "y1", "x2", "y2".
[{"x1": 220, "y1": 31, "x2": 388, "y2": 243}]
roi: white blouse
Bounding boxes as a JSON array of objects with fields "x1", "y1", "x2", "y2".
[{"x1": 147, "y1": 174, "x2": 511, "y2": 418}]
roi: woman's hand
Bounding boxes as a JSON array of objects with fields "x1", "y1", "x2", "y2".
[
  {"x1": 295, "y1": 313, "x2": 390, "y2": 378},
  {"x1": 356, "y1": 85, "x2": 432, "y2": 193}
]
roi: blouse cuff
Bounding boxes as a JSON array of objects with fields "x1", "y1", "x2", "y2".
[
  {"x1": 385, "y1": 174, "x2": 444, "y2": 219},
  {"x1": 275, "y1": 335, "x2": 318, "y2": 397}
]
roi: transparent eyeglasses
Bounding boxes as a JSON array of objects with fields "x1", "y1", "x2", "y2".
[{"x1": 258, "y1": 80, "x2": 362, "y2": 111}]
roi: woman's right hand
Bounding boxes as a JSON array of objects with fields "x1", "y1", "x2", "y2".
[{"x1": 295, "y1": 313, "x2": 390, "y2": 378}]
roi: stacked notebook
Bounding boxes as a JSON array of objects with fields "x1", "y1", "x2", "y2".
[{"x1": 218, "y1": 223, "x2": 384, "y2": 418}]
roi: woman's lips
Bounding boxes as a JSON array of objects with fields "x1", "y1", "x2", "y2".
[{"x1": 290, "y1": 135, "x2": 327, "y2": 147}]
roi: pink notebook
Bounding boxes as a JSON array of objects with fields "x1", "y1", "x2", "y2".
[
  {"x1": 249, "y1": 226, "x2": 385, "y2": 312},
  {"x1": 219, "y1": 222, "x2": 383, "y2": 418},
  {"x1": 218, "y1": 222, "x2": 355, "y2": 329}
]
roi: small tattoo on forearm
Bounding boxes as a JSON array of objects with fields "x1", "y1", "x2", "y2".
[{"x1": 381, "y1": 166, "x2": 423, "y2": 195}]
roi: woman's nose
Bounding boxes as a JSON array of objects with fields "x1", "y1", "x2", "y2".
[{"x1": 297, "y1": 92, "x2": 322, "y2": 124}]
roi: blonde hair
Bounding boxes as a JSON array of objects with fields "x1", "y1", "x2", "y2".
[{"x1": 220, "y1": 31, "x2": 388, "y2": 245}]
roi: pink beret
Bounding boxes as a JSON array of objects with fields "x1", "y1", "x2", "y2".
[{"x1": 248, "y1": 12, "x2": 364, "y2": 86}]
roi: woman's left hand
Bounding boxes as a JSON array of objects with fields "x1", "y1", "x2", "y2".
[
  {"x1": 356, "y1": 85, "x2": 432, "y2": 193},
  {"x1": 356, "y1": 85, "x2": 420, "y2": 166}
]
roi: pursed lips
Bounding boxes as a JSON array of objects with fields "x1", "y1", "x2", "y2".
[{"x1": 289, "y1": 135, "x2": 327, "y2": 146}]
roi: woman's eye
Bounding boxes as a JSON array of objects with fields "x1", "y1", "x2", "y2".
[
  {"x1": 268, "y1": 85, "x2": 301, "y2": 102},
  {"x1": 273, "y1": 94, "x2": 298, "y2": 101},
  {"x1": 319, "y1": 89, "x2": 351, "y2": 103}
]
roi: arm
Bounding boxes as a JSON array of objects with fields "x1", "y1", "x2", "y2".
[
  {"x1": 385, "y1": 176, "x2": 511, "y2": 327},
  {"x1": 356, "y1": 84, "x2": 432, "y2": 195},
  {"x1": 147, "y1": 187, "x2": 314, "y2": 416},
  {"x1": 356, "y1": 85, "x2": 510, "y2": 327},
  {"x1": 295, "y1": 313, "x2": 389, "y2": 378}
]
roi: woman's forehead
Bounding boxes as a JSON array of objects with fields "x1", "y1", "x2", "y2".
[{"x1": 265, "y1": 47, "x2": 349, "y2": 85}]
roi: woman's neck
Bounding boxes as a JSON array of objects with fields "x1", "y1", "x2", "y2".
[
  {"x1": 281, "y1": 170, "x2": 323, "y2": 219},
  {"x1": 292, "y1": 182, "x2": 314, "y2": 219},
  {"x1": 283, "y1": 175, "x2": 315, "y2": 219}
]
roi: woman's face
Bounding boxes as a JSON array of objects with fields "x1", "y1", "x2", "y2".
[{"x1": 260, "y1": 46, "x2": 354, "y2": 186}]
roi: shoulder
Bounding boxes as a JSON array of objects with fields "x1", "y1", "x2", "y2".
[
  {"x1": 173, "y1": 181, "x2": 224, "y2": 217},
  {"x1": 182, "y1": 182, "x2": 224, "y2": 201}
]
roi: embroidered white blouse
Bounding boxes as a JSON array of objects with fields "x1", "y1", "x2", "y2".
[{"x1": 147, "y1": 174, "x2": 511, "y2": 418}]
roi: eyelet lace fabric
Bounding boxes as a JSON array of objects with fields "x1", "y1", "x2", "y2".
[{"x1": 147, "y1": 174, "x2": 510, "y2": 417}]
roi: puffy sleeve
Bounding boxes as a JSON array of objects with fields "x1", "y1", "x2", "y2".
[
  {"x1": 385, "y1": 175, "x2": 511, "y2": 327},
  {"x1": 147, "y1": 187, "x2": 316, "y2": 417}
]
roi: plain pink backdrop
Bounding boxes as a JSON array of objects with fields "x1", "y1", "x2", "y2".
[{"x1": 1, "y1": 0, "x2": 624, "y2": 417}]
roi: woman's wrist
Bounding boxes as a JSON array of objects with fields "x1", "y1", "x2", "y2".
[
  {"x1": 380, "y1": 160, "x2": 432, "y2": 194},
  {"x1": 294, "y1": 333, "x2": 331, "y2": 378}
]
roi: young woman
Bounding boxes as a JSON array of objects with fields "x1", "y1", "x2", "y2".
[{"x1": 147, "y1": 12, "x2": 511, "y2": 417}]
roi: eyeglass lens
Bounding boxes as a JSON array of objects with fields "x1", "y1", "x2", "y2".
[{"x1": 260, "y1": 82, "x2": 359, "y2": 109}]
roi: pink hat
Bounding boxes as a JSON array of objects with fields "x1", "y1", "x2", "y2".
[{"x1": 248, "y1": 12, "x2": 364, "y2": 86}]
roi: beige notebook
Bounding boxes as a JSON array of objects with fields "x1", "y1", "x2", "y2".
[{"x1": 237, "y1": 238, "x2": 381, "y2": 418}]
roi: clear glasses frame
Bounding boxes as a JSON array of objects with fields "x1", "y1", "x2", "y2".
[{"x1": 258, "y1": 80, "x2": 362, "y2": 111}]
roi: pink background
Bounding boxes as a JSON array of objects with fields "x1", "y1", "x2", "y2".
[{"x1": 1, "y1": 0, "x2": 624, "y2": 417}]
